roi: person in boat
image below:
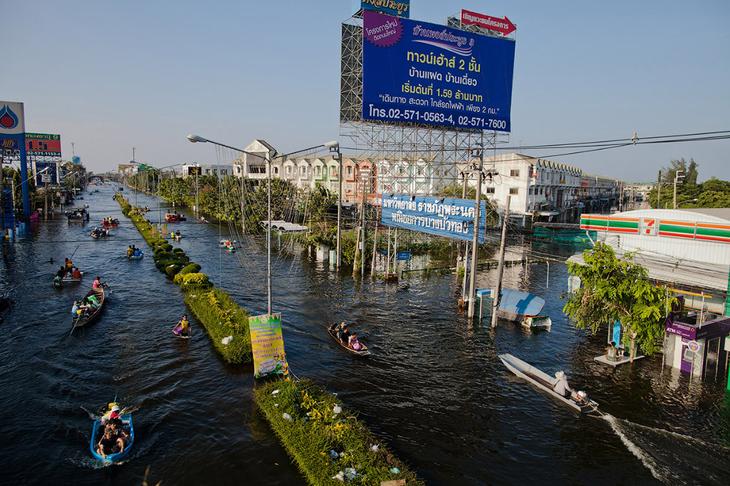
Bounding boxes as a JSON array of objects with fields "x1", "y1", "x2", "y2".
[
  {"x1": 348, "y1": 333, "x2": 363, "y2": 351},
  {"x1": 72, "y1": 267, "x2": 82, "y2": 279},
  {"x1": 553, "y1": 371, "x2": 572, "y2": 398},
  {"x1": 92, "y1": 276, "x2": 103, "y2": 290},
  {"x1": 336, "y1": 322, "x2": 349, "y2": 343},
  {"x1": 127, "y1": 245, "x2": 134, "y2": 258},
  {"x1": 85, "y1": 293, "x2": 100, "y2": 309},
  {"x1": 64, "y1": 258, "x2": 74, "y2": 275},
  {"x1": 132, "y1": 248, "x2": 142, "y2": 257},
  {"x1": 571, "y1": 390, "x2": 589, "y2": 406},
  {"x1": 53, "y1": 274, "x2": 63, "y2": 288},
  {"x1": 56, "y1": 266, "x2": 67, "y2": 279},
  {"x1": 174, "y1": 314, "x2": 190, "y2": 336},
  {"x1": 71, "y1": 300, "x2": 81, "y2": 316},
  {"x1": 175, "y1": 230, "x2": 181, "y2": 239},
  {"x1": 97, "y1": 427, "x2": 124, "y2": 458}
]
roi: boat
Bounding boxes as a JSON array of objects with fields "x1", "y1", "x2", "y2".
[
  {"x1": 164, "y1": 212, "x2": 186, "y2": 223},
  {"x1": 90, "y1": 412, "x2": 134, "y2": 464},
  {"x1": 172, "y1": 326, "x2": 191, "y2": 339},
  {"x1": 101, "y1": 218, "x2": 119, "y2": 228},
  {"x1": 66, "y1": 208, "x2": 89, "y2": 222},
  {"x1": 498, "y1": 288, "x2": 546, "y2": 321},
  {"x1": 90, "y1": 228, "x2": 109, "y2": 239},
  {"x1": 58, "y1": 272, "x2": 84, "y2": 286},
  {"x1": 72, "y1": 288, "x2": 106, "y2": 329},
  {"x1": 327, "y1": 326, "x2": 371, "y2": 356},
  {"x1": 498, "y1": 353, "x2": 599, "y2": 414},
  {"x1": 219, "y1": 239, "x2": 236, "y2": 253},
  {"x1": 522, "y1": 315, "x2": 552, "y2": 330},
  {"x1": 127, "y1": 251, "x2": 143, "y2": 260}
]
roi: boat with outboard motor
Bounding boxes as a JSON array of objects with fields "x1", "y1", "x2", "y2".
[
  {"x1": 327, "y1": 324, "x2": 371, "y2": 356},
  {"x1": 499, "y1": 353, "x2": 599, "y2": 414}
]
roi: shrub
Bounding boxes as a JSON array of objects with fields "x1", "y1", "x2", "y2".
[
  {"x1": 165, "y1": 264, "x2": 182, "y2": 278},
  {"x1": 179, "y1": 263, "x2": 201, "y2": 275},
  {"x1": 175, "y1": 272, "x2": 211, "y2": 288}
]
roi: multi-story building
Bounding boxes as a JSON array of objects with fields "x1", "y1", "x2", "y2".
[{"x1": 181, "y1": 163, "x2": 231, "y2": 179}]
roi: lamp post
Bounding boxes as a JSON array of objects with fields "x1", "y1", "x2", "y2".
[
  {"x1": 467, "y1": 143, "x2": 484, "y2": 319},
  {"x1": 324, "y1": 141, "x2": 342, "y2": 270},
  {"x1": 187, "y1": 134, "x2": 330, "y2": 315}
]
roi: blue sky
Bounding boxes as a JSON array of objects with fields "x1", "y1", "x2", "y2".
[{"x1": 3, "y1": 0, "x2": 729, "y2": 181}]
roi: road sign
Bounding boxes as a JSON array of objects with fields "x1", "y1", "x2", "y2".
[
  {"x1": 41, "y1": 173, "x2": 51, "y2": 183},
  {"x1": 686, "y1": 340, "x2": 700, "y2": 353},
  {"x1": 396, "y1": 251, "x2": 411, "y2": 261},
  {"x1": 461, "y1": 9, "x2": 516, "y2": 36}
]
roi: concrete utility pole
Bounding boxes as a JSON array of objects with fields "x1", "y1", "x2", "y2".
[
  {"x1": 330, "y1": 143, "x2": 342, "y2": 270},
  {"x1": 360, "y1": 169, "x2": 367, "y2": 279},
  {"x1": 239, "y1": 162, "x2": 246, "y2": 233},
  {"x1": 266, "y1": 150, "x2": 272, "y2": 315},
  {"x1": 673, "y1": 169, "x2": 684, "y2": 209},
  {"x1": 491, "y1": 194, "x2": 511, "y2": 328},
  {"x1": 467, "y1": 144, "x2": 484, "y2": 319},
  {"x1": 657, "y1": 170, "x2": 662, "y2": 208}
]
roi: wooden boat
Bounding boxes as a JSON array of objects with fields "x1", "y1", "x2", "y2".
[
  {"x1": 90, "y1": 413, "x2": 134, "y2": 464},
  {"x1": 55, "y1": 272, "x2": 84, "y2": 287},
  {"x1": 522, "y1": 315, "x2": 552, "y2": 330},
  {"x1": 499, "y1": 353, "x2": 599, "y2": 414},
  {"x1": 327, "y1": 327, "x2": 371, "y2": 356},
  {"x1": 90, "y1": 228, "x2": 109, "y2": 239},
  {"x1": 72, "y1": 288, "x2": 105, "y2": 329},
  {"x1": 164, "y1": 212, "x2": 186, "y2": 223}
]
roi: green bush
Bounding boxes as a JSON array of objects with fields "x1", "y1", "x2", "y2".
[
  {"x1": 183, "y1": 288, "x2": 250, "y2": 363},
  {"x1": 172, "y1": 247, "x2": 185, "y2": 254},
  {"x1": 165, "y1": 264, "x2": 182, "y2": 278},
  {"x1": 254, "y1": 379, "x2": 423, "y2": 485},
  {"x1": 179, "y1": 263, "x2": 201, "y2": 275}
]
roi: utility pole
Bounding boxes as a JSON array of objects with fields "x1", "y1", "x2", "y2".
[
  {"x1": 266, "y1": 150, "x2": 273, "y2": 315},
  {"x1": 657, "y1": 170, "x2": 662, "y2": 208},
  {"x1": 71, "y1": 142, "x2": 75, "y2": 157},
  {"x1": 467, "y1": 143, "x2": 485, "y2": 319},
  {"x1": 239, "y1": 161, "x2": 246, "y2": 234},
  {"x1": 490, "y1": 194, "x2": 511, "y2": 328},
  {"x1": 673, "y1": 169, "x2": 684, "y2": 209},
  {"x1": 360, "y1": 169, "x2": 368, "y2": 279},
  {"x1": 194, "y1": 165, "x2": 199, "y2": 217},
  {"x1": 330, "y1": 144, "x2": 343, "y2": 270}
]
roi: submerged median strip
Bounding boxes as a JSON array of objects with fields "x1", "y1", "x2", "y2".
[
  {"x1": 115, "y1": 194, "x2": 251, "y2": 363},
  {"x1": 255, "y1": 379, "x2": 423, "y2": 485},
  {"x1": 116, "y1": 194, "x2": 421, "y2": 484}
]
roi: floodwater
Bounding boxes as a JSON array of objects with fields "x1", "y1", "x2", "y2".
[{"x1": 1, "y1": 185, "x2": 729, "y2": 486}]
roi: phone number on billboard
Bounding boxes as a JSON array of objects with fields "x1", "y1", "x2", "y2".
[{"x1": 374, "y1": 108, "x2": 507, "y2": 130}]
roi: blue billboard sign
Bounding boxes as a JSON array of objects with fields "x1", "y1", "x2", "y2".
[
  {"x1": 361, "y1": 0, "x2": 410, "y2": 18},
  {"x1": 362, "y1": 11, "x2": 515, "y2": 132},
  {"x1": 381, "y1": 194, "x2": 487, "y2": 243}
]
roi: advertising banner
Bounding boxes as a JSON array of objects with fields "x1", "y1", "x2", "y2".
[
  {"x1": 361, "y1": 0, "x2": 410, "y2": 18},
  {"x1": 362, "y1": 11, "x2": 515, "y2": 132},
  {"x1": 26, "y1": 133, "x2": 62, "y2": 157},
  {"x1": 381, "y1": 194, "x2": 487, "y2": 242},
  {"x1": 249, "y1": 313, "x2": 289, "y2": 378},
  {"x1": 0, "y1": 101, "x2": 25, "y2": 153}
]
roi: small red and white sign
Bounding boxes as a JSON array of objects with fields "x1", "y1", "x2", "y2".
[
  {"x1": 461, "y1": 9, "x2": 516, "y2": 36},
  {"x1": 640, "y1": 218, "x2": 657, "y2": 236}
]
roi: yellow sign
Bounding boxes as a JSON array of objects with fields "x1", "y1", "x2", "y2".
[{"x1": 249, "y1": 313, "x2": 289, "y2": 378}]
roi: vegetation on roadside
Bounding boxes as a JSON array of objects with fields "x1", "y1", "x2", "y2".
[
  {"x1": 115, "y1": 193, "x2": 252, "y2": 363},
  {"x1": 255, "y1": 379, "x2": 423, "y2": 486},
  {"x1": 564, "y1": 242, "x2": 675, "y2": 357},
  {"x1": 648, "y1": 158, "x2": 730, "y2": 208}
]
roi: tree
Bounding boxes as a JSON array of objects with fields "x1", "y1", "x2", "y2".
[{"x1": 563, "y1": 243, "x2": 673, "y2": 358}]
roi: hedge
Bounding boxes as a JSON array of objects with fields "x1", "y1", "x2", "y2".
[{"x1": 255, "y1": 379, "x2": 423, "y2": 485}]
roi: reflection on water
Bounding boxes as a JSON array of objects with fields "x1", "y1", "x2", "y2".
[{"x1": 0, "y1": 185, "x2": 728, "y2": 485}]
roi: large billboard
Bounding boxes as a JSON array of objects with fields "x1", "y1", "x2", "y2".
[
  {"x1": 26, "y1": 133, "x2": 62, "y2": 157},
  {"x1": 362, "y1": 11, "x2": 515, "y2": 132},
  {"x1": 381, "y1": 194, "x2": 487, "y2": 242}
]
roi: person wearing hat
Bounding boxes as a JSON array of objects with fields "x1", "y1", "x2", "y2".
[{"x1": 553, "y1": 371, "x2": 572, "y2": 398}]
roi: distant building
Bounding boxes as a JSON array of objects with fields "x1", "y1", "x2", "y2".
[{"x1": 181, "y1": 163, "x2": 231, "y2": 179}]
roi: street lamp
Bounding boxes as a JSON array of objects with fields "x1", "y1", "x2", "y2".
[
  {"x1": 187, "y1": 134, "x2": 333, "y2": 315},
  {"x1": 324, "y1": 140, "x2": 342, "y2": 270}
]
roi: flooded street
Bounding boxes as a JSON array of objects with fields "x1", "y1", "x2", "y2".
[{"x1": 1, "y1": 185, "x2": 729, "y2": 485}]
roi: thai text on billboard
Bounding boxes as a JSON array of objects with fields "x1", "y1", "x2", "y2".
[
  {"x1": 26, "y1": 133, "x2": 62, "y2": 157},
  {"x1": 362, "y1": 11, "x2": 515, "y2": 132},
  {"x1": 381, "y1": 194, "x2": 487, "y2": 242},
  {"x1": 361, "y1": 0, "x2": 410, "y2": 18},
  {"x1": 249, "y1": 313, "x2": 289, "y2": 379}
]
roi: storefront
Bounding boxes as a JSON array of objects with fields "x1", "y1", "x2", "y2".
[{"x1": 664, "y1": 315, "x2": 730, "y2": 382}]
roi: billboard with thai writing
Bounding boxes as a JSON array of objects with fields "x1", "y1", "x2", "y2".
[
  {"x1": 381, "y1": 194, "x2": 487, "y2": 242},
  {"x1": 361, "y1": 0, "x2": 410, "y2": 18},
  {"x1": 362, "y1": 11, "x2": 515, "y2": 131},
  {"x1": 249, "y1": 313, "x2": 289, "y2": 379},
  {"x1": 26, "y1": 133, "x2": 62, "y2": 157}
]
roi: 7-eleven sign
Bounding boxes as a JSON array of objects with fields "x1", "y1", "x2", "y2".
[{"x1": 640, "y1": 218, "x2": 657, "y2": 236}]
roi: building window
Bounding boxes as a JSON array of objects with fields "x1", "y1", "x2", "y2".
[
  {"x1": 347, "y1": 166, "x2": 352, "y2": 175},
  {"x1": 484, "y1": 187, "x2": 495, "y2": 194},
  {"x1": 286, "y1": 166, "x2": 292, "y2": 175},
  {"x1": 417, "y1": 167, "x2": 423, "y2": 176},
  {"x1": 509, "y1": 187, "x2": 519, "y2": 195},
  {"x1": 315, "y1": 166, "x2": 321, "y2": 176},
  {"x1": 205, "y1": 169, "x2": 210, "y2": 175},
  {"x1": 273, "y1": 167, "x2": 278, "y2": 175},
  {"x1": 330, "y1": 167, "x2": 337, "y2": 177},
  {"x1": 221, "y1": 169, "x2": 228, "y2": 175},
  {"x1": 510, "y1": 169, "x2": 520, "y2": 177}
]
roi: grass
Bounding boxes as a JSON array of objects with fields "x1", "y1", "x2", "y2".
[
  {"x1": 183, "y1": 288, "x2": 252, "y2": 364},
  {"x1": 255, "y1": 379, "x2": 423, "y2": 486}
]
